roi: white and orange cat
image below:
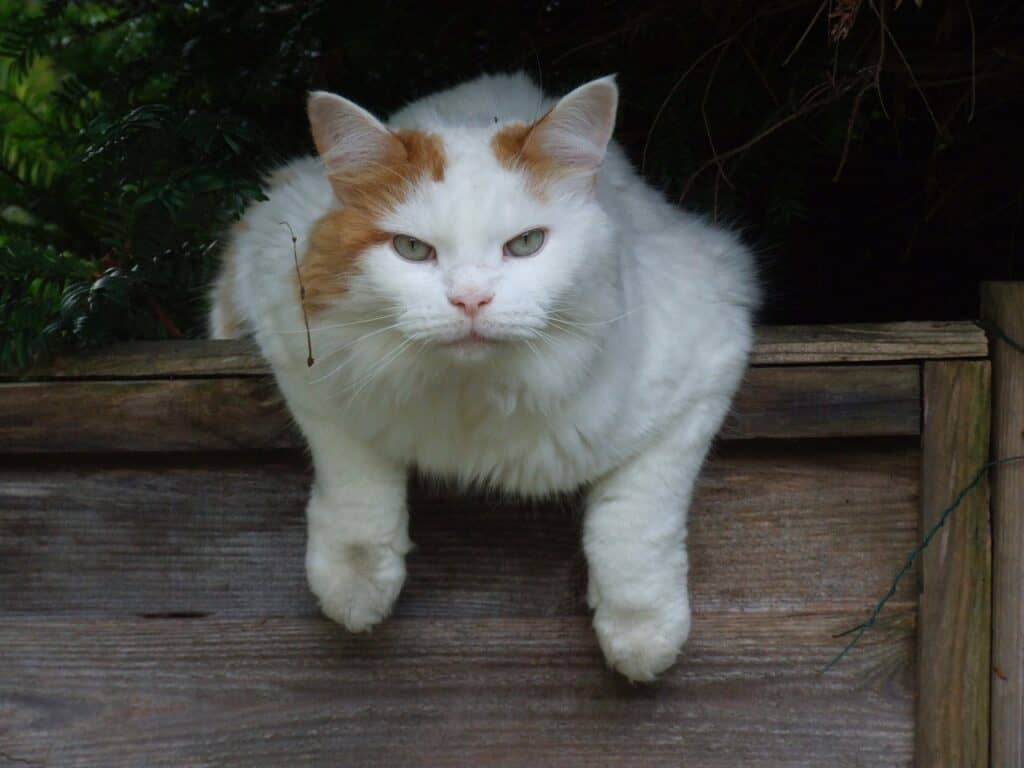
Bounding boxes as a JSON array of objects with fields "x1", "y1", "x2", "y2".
[{"x1": 209, "y1": 73, "x2": 758, "y2": 681}]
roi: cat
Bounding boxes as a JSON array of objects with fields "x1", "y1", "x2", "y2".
[{"x1": 209, "y1": 72, "x2": 759, "y2": 682}]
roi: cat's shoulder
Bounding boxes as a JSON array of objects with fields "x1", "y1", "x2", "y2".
[
  {"x1": 260, "y1": 156, "x2": 333, "y2": 204},
  {"x1": 233, "y1": 156, "x2": 333, "y2": 241}
]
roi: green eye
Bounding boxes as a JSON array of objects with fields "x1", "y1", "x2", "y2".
[
  {"x1": 505, "y1": 228, "x2": 546, "y2": 258},
  {"x1": 393, "y1": 235, "x2": 435, "y2": 262}
]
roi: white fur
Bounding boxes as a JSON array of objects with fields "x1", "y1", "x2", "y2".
[{"x1": 210, "y1": 73, "x2": 759, "y2": 682}]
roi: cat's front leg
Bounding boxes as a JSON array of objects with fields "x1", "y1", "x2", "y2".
[
  {"x1": 296, "y1": 412, "x2": 411, "y2": 632},
  {"x1": 584, "y1": 409, "x2": 724, "y2": 682}
]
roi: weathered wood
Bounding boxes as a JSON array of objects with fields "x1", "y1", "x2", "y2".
[
  {"x1": 982, "y1": 282, "x2": 1024, "y2": 768},
  {"x1": 0, "y1": 364, "x2": 921, "y2": 453},
  {"x1": 1, "y1": 321, "x2": 985, "y2": 381},
  {"x1": 917, "y1": 361, "x2": 991, "y2": 768},
  {"x1": 719, "y1": 364, "x2": 920, "y2": 439},
  {"x1": 0, "y1": 443, "x2": 920, "y2": 618},
  {"x1": 6, "y1": 338, "x2": 269, "y2": 380},
  {"x1": 0, "y1": 611, "x2": 914, "y2": 768},
  {"x1": 0, "y1": 377, "x2": 298, "y2": 452},
  {"x1": 752, "y1": 321, "x2": 987, "y2": 365}
]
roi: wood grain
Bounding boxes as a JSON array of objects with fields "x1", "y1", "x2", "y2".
[
  {"x1": 0, "y1": 611, "x2": 915, "y2": 768},
  {"x1": 0, "y1": 377, "x2": 298, "y2": 452},
  {"x1": 0, "y1": 443, "x2": 920, "y2": 618},
  {"x1": 5, "y1": 339, "x2": 268, "y2": 380},
  {"x1": 982, "y1": 282, "x2": 1024, "y2": 768},
  {"x1": 917, "y1": 361, "x2": 991, "y2": 768},
  {"x1": 752, "y1": 321, "x2": 987, "y2": 365},
  {"x1": 0, "y1": 321, "x2": 945, "y2": 766},
  {"x1": 0, "y1": 365, "x2": 921, "y2": 453},
  {"x1": 719, "y1": 364, "x2": 920, "y2": 439},
  {"x1": 2, "y1": 321, "x2": 985, "y2": 381}
]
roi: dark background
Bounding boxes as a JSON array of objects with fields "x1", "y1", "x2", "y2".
[
  {"x1": 1, "y1": 0, "x2": 1021, "y2": 366},
  {"x1": 305, "y1": 0, "x2": 1021, "y2": 324}
]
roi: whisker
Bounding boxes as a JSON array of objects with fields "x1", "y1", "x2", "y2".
[
  {"x1": 267, "y1": 313, "x2": 398, "y2": 335},
  {"x1": 310, "y1": 323, "x2": 407, "y2": 380},
  {"x1": 542, "y1": 321, "x2": 589, "y2": 344},
  {"x1": 548, "y1": 307, "x2": 639, "y2": 328},
  {"x1": 342, "y1": 337, "x2": 418, "y2": 405}
]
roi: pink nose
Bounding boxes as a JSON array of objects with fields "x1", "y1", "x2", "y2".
[{"x1": 448, "y1": 292, "x2": 493, "y2": 318}]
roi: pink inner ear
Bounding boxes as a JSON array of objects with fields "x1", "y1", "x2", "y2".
[
  {"x1": 307, "y1": 91, "x2": 405, "y2": 178},
  {"x1": 527, "y1": 78, "x2": 617, "y2": 173}
]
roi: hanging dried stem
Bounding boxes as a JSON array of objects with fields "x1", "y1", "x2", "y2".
[
  {"x1": 702, "y1": 42, "x2": 736, "y2": 191},
  {"x1": 679, "y1": 74, "x2": 868, "y2": 203},
  {"x1": 783, "y1": 0, "x2": 829, "y2": 66},
  {"x1": 868, "y1": 0, "x2": 943, "y2": 134},
  {"x1": 833, "y1": 81, "x2": 873, "y2": 181},
  {"x1": 829, "y1": 0, "x2": 864, "y2": 41},
  {"x1": 280, "y1": 220, "x2": 315, "y2": 367}
]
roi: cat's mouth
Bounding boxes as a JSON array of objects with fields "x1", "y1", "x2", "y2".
[{"x1": 444, "y1": 330, "x2": 495, "y2": 347}]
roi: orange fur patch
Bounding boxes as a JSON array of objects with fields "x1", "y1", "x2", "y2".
[
  {"x1": 302, "y1": 130, "x2": 446, "y2": 311},
  {"x1": 490, "y1": 114, "x2": 565, "y2": 194}
]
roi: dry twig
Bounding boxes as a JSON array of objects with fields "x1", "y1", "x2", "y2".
[
  {"x1": 702, "y1": 42, "x2": 736, "y2": 191},
  {"x1": 280, "y1": 221, "x2": 315, "y2": 367}
]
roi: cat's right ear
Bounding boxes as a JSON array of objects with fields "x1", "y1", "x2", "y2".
[
  {"x1": 307, "y1": 91, "x2": 404, "y2": 193},
  {"x1": 525, "y1": 75, "x2": 618, "y2": 178}
]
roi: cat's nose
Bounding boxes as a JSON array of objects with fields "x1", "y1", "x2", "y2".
[{"x1": 448, "y1": 291, "x2": 494, "y2": 318}]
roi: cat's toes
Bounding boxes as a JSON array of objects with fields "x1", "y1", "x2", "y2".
[
  {"x1": 592, "y1": 598, "x2": 691, "y2": 683},
  {"x1": 306, "y1": 541, "x2": 407, "y2": 632}
]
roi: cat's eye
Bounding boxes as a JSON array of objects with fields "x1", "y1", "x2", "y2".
[
  {"x1": 393, "y1": 235, "x2": 435, "y2": 262},
  {"x1": 505, "y1": 228, "x2": 546, "y2": 258}
]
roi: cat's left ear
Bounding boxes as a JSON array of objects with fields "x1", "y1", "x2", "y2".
[{"x1": 526, "y1": 75, "x2": 618, "y2": 177}]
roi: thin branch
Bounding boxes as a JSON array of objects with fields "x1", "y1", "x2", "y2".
[
  {"x1": 739, "y1": 39, "x2": 780, "y2": 106},
  {"x1": 834, "y1": 81, "x2": 872, "y2": 181},
  {"x1": 874, "y1": 0, "x2": 890, "y2": 118},
  {"x1": 783, "y1": 0, "x2": 828, "y2": 66},
  {"x1": 680, "y1": 75, "x2": 866, "y2": 203},
  {"x1": 641, "y1": 33, "x2": 740, "y2": 176},
  {"x1": 702, "y1": 42, "x2": 735, "y2": 191},
  {"x1": 868, "y1": 0, "x2": 942, "y2": 134}
]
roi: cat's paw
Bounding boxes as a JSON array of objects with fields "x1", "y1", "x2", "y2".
[
  {"x1": 306, "y1": 540, "x2": 407, "y2": 632},
  {"x1": 592, "y1": 597, "x2": 691, "y2": 683}
]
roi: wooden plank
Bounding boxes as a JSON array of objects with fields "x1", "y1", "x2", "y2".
[
  {"x1": 752, "y1": 321, "x2": 987, "y2": 365},
  {"x1": 0, "y1": 611, "x2": 914, "y2": 767},
  {"x1": 0, "y1": 378, "x2": 298, "y2": 452},
  {"x1": 1, "y1": 321, "x2": 984, "y2": 381},
  {"x1": 917, "y1": 361, "x2": 991, "y2": 768},
  {"x1": 0, "y1": 364, "x2": 921, "y2": 453},
  {"x1": 721, "y1": 364, "x2": 920, "y2": 439},
  {"x1": 0, "y1": 443, "x2": 920, "y2": 618},
  {"x1": 982, "y1": 281, "x2": 1024, "y2": 768},
  {"x1": 7, "y1": 339, "x2": 268, "y2": 380}
]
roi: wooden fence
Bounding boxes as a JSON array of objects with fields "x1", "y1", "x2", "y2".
[{"x1": 0, "y1": 283, "x2": 1021, "y2": 767}]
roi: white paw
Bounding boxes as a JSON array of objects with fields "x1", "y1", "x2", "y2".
[
  {"x1": 592, "y1": 597, "x2": 691, "y2": 682},
  {"x1": 306, "y1": 540, "x2": 407, "y2": 632}
]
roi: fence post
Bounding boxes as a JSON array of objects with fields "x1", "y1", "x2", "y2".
[
  {"x1": 917, "y1": 360, "x2": 992, "y2": 767},
  {"x1": 982, "y1": 282, "x2": 1024, "y2": 768}
]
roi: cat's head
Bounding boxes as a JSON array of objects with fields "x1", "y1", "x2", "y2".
[{"x1": 301, "y1": 76, "x2": 619, "y2": 378}]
